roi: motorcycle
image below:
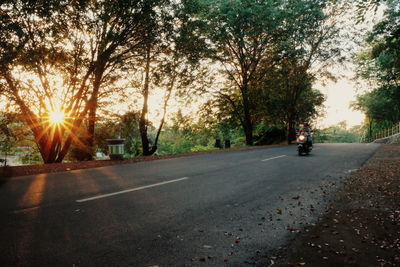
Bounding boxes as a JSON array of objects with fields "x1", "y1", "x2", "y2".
[{"x1": 297, "y1": 132, "x2": 312, "y2": 156}]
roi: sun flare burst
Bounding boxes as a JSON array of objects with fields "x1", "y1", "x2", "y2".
[{"x1": 48, "y1": 110, "x2": 65, "y2": 125}]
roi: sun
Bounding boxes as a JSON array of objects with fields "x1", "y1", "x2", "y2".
[{"x1": 48, "y1": 110, "x2": 65, "y2": 125}]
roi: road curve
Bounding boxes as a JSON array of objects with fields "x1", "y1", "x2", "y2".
[{"x1": 0, "y1": 143, "x2": 380, "y2": 266}]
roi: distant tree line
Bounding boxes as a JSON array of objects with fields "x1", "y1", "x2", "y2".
[
  {"x1": 314, "y1": 121, "x2": 363, "y2": 143},
  {"x1": 0, "y1": 0, "x2": 348, "y2": 163}
]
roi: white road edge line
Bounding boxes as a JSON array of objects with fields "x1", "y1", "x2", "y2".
[
  {"x1": 261, "y1": 155, "x2": 286, "y2": 162},
  {"x1": 76, "y1": 177, "x2": 189, "y2": 203}
]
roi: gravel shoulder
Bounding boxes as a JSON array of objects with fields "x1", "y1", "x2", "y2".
[{"x1": 275, "y1": 144, "x2": 400, "y2": 267}]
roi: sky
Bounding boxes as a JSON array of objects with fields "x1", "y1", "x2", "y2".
[
  {"x1": 317, "y1": 78, "x2": 365, "y2": 128},
  {"x1": 313, "y1": 5, "x2": 385, "y2": 129}
]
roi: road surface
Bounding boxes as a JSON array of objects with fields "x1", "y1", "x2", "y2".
[{"x1": 0, "y1": 143, "x2": 380, "y2": 266}]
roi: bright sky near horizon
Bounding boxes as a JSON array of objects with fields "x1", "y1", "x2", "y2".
[
  {"x1": 317, "y1": 78, "x2": 365, "y2": 128},
  {"x1": 314, "y1": 6, "x2": 385, "y2": 129}
]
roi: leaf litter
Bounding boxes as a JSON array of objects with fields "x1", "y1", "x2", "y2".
[{"x1": 274, "y1": 144, "x2": 400, "y2": 266}]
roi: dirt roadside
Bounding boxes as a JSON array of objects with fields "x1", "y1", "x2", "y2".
[{"x1": 274, "y1": 144, "x2": 400, "y2": 267}]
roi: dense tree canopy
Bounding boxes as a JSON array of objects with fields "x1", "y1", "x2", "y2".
[
  {"x1": 191, "y1": 0, "x2": 342, "y2": 145},
  {"x1": 0, "y1": 0, "x2": 165, "y2": 162},
  {"x1": 354, "y1": 0, "x2": 400, "y2": 138},
  {"x1": 0, "y1": 0, "x2": 361, "y2": 164}
]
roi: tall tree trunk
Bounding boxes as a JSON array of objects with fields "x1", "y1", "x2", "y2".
[
  {"x1": 244, "y1": 122, "x2": 253, "y2": 146},
  {"x1": 78, "y1": 98, "x2": 97, "y2": 161},
  {"x1": 286, "y1": 82, "x2": 302, "y2": 144},
  {"x1": 286, "y1": 100, "x2": 298, "y2": 144},
  {"x1": 55, "y1": 103, "x2": 92, "y2": 162},
  {"x1": 241, "y1": 85, "x2": 253, "y2": 146},
  {"x1": 368, "y1": 118, "x2": 373, "y2": 141},
  {"x1": 149, "y1": 76, "x2": 175, "y2": 155},
  {"x1": 86, "y1": 104, "x2": 96, "y2": 158},
  {"x1": 139, "y1": 44, "x2": 152, "y2": 156},
  {"x1": 287, "y1": 117, "x2": 297, "y2": 144},
  {"x1": 80, "y1": 64, "x2": 105, "y2": 160}
]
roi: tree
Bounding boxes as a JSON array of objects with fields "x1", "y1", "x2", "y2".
[
  {"x1": 273, "y1": 0, "x2": 345, "y2": 143},
  {"x1": 193, "y1": 0, "x2": 344, "y2": 145},
  {"x1": 0, "y1": 0, "x2": 164, "y2": 163},
  {"x1": 0, "y1": 111, "x2": 35, "y2": 165},
  {"x1": 134, "y1": 1, "x2": 209, "y2": 156},
  {"x1": 353, "y1": 0, "x2": 400, "y2": 134},
  {"x1": 315, "y1": 121, "x2": 361, "y2": 143},
  {"x1": 91, "y1": 111, "x2": 142, "y2": 158},
  {"x1": 0, "y1": 112, "x2": 16, "y2": 164},
  {"x1": 193, "y1": 0, "x2": 285, "y2": 145},
  {"x1": 354, "y1": 0, "x2": 383, "y2": 21}
]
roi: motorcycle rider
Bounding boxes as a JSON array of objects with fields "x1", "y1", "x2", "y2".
[{"x1": 298, "y1": 122, "x2": 313, "y2": 148}]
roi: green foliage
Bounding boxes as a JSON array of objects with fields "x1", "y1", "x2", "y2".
[
  {"x1": 253, "y1": 124, "x2": 286, "y2": 145},
  {"x1": 190, "y1": 145, "x2": 215, "y2": 152},
  {"x1": 155, "y1": 110, "x2": 245, "y2": 155},
  {"x1": 0, "y1": 112, "x2": 41, "y2": 165},
  {"x1": 93, "y1": 112, "x2": 143, "y2": 157},
  {"x1": 190, "y1": 0, "x2": 341, "y2": 145},
  {"x1": 0, "y1": 113, "x2": 16, "y2": 158},
  {"x1": 315, "y1": 122, "x2": 362, "y2": 143},
  {"x1": 119, "y1": 111, "x2": 143, "y2": 157},
  {"x1": 19, "y1": 151, "x2": 42, "y2": 165},
  {"x1": 354, "y1": 0, "x2": 400, "y2": 135},
  {"x1": 157, "y1": 111, "x2": 209, "y2": 154}
]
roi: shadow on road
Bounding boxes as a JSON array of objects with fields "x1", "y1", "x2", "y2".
[{"x1": 0, "y1": 168, "x2": 133, "y2": 266}]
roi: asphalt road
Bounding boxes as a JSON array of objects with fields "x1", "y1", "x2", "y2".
[{"x1": 0, "y1": 143, "x2": 380, "y2": 266}]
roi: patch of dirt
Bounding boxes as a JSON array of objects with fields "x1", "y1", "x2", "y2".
[
  {"x1": 0, "y1": 144, "x2": 289, "y2": 178},
  {"x1": 275, "y1": 144, "x2": 400, "y2": 267}
]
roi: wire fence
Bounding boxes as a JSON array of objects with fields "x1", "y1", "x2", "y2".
[{"x1": 361, "y1": 122, "x2": 400, "y2": 143}]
